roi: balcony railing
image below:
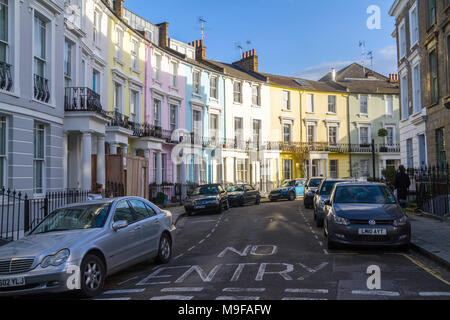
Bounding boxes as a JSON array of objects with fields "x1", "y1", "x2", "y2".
[
  {"x1": 0, "y1": 62, "x2": 13, "y2": 92},
  {"x1": 34, "y1": 74, "x2": 50, "y2": 103},
  {"x1": 64, "y1": 87, "x2": 107, "y2": 117},
  {"x1": 108, "y1": 110, "x2": 133, "y2": 130},
  {"x1": 261, "y1": 142, "x2": 401, "y2": 154}
]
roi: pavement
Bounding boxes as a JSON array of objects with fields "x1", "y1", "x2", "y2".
[{"x1": 408, "y1": 213, "x2": 450, "y2": 270}]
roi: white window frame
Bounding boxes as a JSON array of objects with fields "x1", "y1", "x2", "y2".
[
  {"x1": 282, "y1": 159, "x2": 293, "y2": 180},
  {"x1": 252, "y1": 84, "x2": 261, "y2": 106},
  {"x1": 360, "y1": 159, "x2": 369, "y2": 177},
  {"x1": 192, "y1": 107, "x2": 203, "y2": 138},
  {"x1": 400, "y1": 72, "x2": 409, "y2": 120},
  {"x1": 210, "y1": 75, "x2": 218, "y2": 99},
  {"x1": 131, "y1": 38, "x2": 139, "y2": 71},
  {"x1": 385, "y1": 95, "x2": 393, "y2": 116},
  {"x1": 409, "y1": 2, "x2": 419, "y2": 48},
  {"x1": 170, "y1": 61, "x2": 178, "y2": 88},
  {"x1": 169, "y1": 104, "x2": 179, "y2": 132},
  {"x1": 129, "y1": 89, "x2": 140, "y2": 123},
  {"x1": 193, "y1": 70, "x2": 201, "y2": 95},
  {"x1": 33, "y1": 122, "x2": 46, "y2": 196},
  {"x1": 385, "y1": 125, "x2": 396, "y2": 147},
  {"x1": 113, "y1": 82, "x2": 123, "y2": 113},
  {"x1": 306, "y1": 122, "x2": 317, "y2": 143},
  {"x1": 0, "y1": 116, "x2": 7, "y2": 187},
  {"x1": 114, "y1": 25, "x2": 124, "y2": 62},
  {"x1": 209, "y1": 112, "x2": 219, "y2": 144},
  {"x1": 411, "y1": 61, "x2": 422, "y2": 114},
  {"x1": 306, "y1": 93, "x2": 314, "y2": 113},
  {"x1": 233, "y1": 81, "x2": 242, "y2": 104},
  {"x1": 398, "y1": 19, "x2": 407, "y2": 59},
  {"x1": 360, "y1": 95, "x2": 368, "y2": 115},
  {"x1": 154, "y1": 53, "x2": 162, "y2": 82},
  {"x1": 282, "y1": 122, "x2": 292, "y2": 143},
  {"x1": 153, "y1": 98, "x2": 162, "y2": 127},
  {"x1": 327, "y1": 125, "x2": 338, "y2": 146},
  {"x1": 234, "y1": 117, "x2": 244, "y2": 146},
  {"x1": 358, "y1": 125, "x2": 371, "y2": 145},
  {"x1": 93, "y1": 9, "x2": 101, "y2": 45},
  {"x1": 329, "y1": 160, "x2": 338, "y2": 178},
  {"x1": 328, "y1": 95, "x2": 336, "y2": 114},
  {"x1": 282, "y1": 90, "x2": 290, "y2": 110}
]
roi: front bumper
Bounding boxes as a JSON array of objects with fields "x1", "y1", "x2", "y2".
[
  {"x1": 304, "y1": 194, "x2": 314, "y2": 205},
  {"x1": 269, "y1": 191, "x2": 289, "y2": 200},
  {"x1": 185, "y1": 202, "x2": 221, "y2": 213},
  {"x1": 0, "y1": 261, "x2": 81, "y2": 297},
  {"x1": 328, "y1": 222, "x2": 411, "y2": 247}
]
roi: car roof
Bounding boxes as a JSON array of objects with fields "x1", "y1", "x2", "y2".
[
  {"x1": 309, "y1": 177, "x2": 324, "y2": 180},
  {"x1": 334, "y1": 182, "x2": 386, "y2": 187}
]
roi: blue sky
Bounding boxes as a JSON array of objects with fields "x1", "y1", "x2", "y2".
[{"x1": 125, "y1": 0, "x2": 397, "y2": 79}]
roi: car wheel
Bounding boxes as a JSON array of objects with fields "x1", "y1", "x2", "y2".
[
  {"x1": 255, "y1": 196, "x2": 261, "y2": 205},
  {"x1": 155, "y1": 233, "x2": 172, "y2": 264},
  {"x1": 289, "y1": 192, "x2": 296, "y2": 201},
  {"x1": 79, "y1": 254, "x2": 106, "y2": 298}
]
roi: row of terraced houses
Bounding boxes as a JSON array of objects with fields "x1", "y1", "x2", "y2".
[{"x1": 0, "y1": 0, "x2": 405, "y2": 200}]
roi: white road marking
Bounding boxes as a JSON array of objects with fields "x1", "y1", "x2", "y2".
[
  {"x1": 216, "y1": 296, "x2": 260, "y2": 300},
  {"x1": 174, "y1": 254, "x2": 184, "y2": 260},
  {"x1": 206, "y1": 233, "x2": 212, "y2": 238},
  {"x1": 285, "y1": 288, "x2": 329, "y2": 294},
  {"x1": 150, "y1": 295, "x2": 194, "y2": 300},
  {"x1": 211, "y1": 228, "x2": 216, "y2": 233},
  {"x1": 188, "y1": 246, "x2": 196, "y2": 251},
  {"x1": 419, "y1": 292, "x2": 450, "y2": 297},
  {"x1": 223, "y1": 288, "x2": 266, "y2": 292},
  {"x1": 161, "y1": 287, "x2": 204, "y2": 292},
  {"x1": 199, "y1": 239, "x2": 205, "y2": 244},
  {"x1": 94, "y1": 297, "x2": 131, "y2": 301},
  {"x1": 318, "y1": 241, "x2": 323, "y2": 247},
  {"x1": 191, "y1": 220, "x2": 217, "y2": 223},
  {"x1": 282, "y1": 297, "x2": 328, "y2": 300},
  {"x1": 118, "y1": 276, "x2": 139, "y2": 286},
  {"x1": 103, "y1": 289, "x2": 145, "y2": 294},
  {"x1": 323, "y1": 249, "x2": 329, "y2": 255},
  {"x1": 352, "y1": 290, "x2": 400, "y2": 297}
]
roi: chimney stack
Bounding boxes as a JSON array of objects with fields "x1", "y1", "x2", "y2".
[
  {"x1": 190, "y1": 39, "x2": 206, "y2": 61},
  {"x1": 113, "y1": 0, "x2": 125, "y2": 18},
  {"x1": 389, "y1": 73, "x2": 399, "y2": 83},
  {"x1": 233, "y1": 49, "x2": 259, "y2": 72},
  {"x1": 331, "y1": 68, "x2": 336, "y2": 81},
  {"x1": 158, "y1": 22, "x2": 169, "y2": 48}
]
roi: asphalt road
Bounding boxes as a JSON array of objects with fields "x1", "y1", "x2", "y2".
[
  {"x1": 13, "y1": 198, "x2": 450, "y2": 301},
  {"x1": 90, "y1": 198, "x2": 450, "y2": 301}
]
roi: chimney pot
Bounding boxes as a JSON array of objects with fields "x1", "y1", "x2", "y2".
[{"x1": 331, "y1": 68, "x2": 336, "y2": 81}]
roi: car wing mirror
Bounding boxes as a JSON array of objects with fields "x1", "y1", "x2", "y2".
[{"x1": 112, "y1": 220, "x2": 128, "y2": 231}]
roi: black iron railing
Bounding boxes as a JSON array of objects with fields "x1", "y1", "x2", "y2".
[
  {"x1": 0, "y1": 62, "x2": 12, "y2": 92},
  {"x1": 105, "y1": 181, "x2": 125, "y2": 198},
  {"x1": 64, "y1": 87, "x2": 107, "y2": 117},
  {"x1": 408, "y1": 164, "x2": 449, "y2": 217},
  {"x1": 260, "y1": 142, "x2": 401, "y2": 154},
  {"x1": 0, "y1": 188, "x2": 89, "y2": 243},
  {"x1": 34, "y1": 74, "x2": 50, "y2": 103}
]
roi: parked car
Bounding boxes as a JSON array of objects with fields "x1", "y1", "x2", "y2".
[
  {"x1": 323, "y1": 182, "x2": 411, "y2": 250},
  {"x1": 313, "y1": 179, "x2": 353, "y2": 227},
  {"x1": 226, "y1": 184, "x2": 261, "y2": 207},
  {"x1": 0, "y1": 197, "x2": 175, "y2": 298},
  {"x1": 269, "y1": 179, "x2": 306, "y2": 202},
  {"x1": 303, "y1": 177, "x2": 324, "y2": 208},
  {"x1": 184, "y1": 184, "x2": 229, "y2": 215}
]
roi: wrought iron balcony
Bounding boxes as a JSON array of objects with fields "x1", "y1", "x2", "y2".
[
  {"x1": 0, "y1": 62, "x2": 13, "y2": 92},
  {"x1": 108, "y1": 110, "x2": 133, "y2": 130},
  {"x1": 261, "y1": 142, "x2": 401, "y2": 154},
  {"x1": 34, "y1": 74, "x2": 50, "y2": 103},
  {"x1": 64, "y1": 87, "x2": 107, "y2": 117}
]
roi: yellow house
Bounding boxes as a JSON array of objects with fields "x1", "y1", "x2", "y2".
[
  {"x1": 106, "y1": 4, "x2": 146, "y2": 156},
  {"x1": 299, "y1": 82, "x2": 350, "y2": 178},
  {"x1": 262, "y1": 74, "x2": 303, "y2": 183},
  {"x1": 262, "y1": 74, "x2": 350, "y2": 181}
]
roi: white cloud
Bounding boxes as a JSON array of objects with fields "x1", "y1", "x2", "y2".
[{"x1": 292, "y1": 45, "x2": 398, "y2": 80}]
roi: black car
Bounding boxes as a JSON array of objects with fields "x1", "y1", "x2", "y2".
[
  {"x1": 226, "y1": 184, "x2": 261, "y2": 207},
  {"x1": 304, "y1": 177, "x2": 324, "y2": 208},
  {"x1": 184, "y1": 184, "x2": 229, "y2": 216}
]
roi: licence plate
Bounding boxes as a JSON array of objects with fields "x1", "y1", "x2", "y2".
[
  {"x1": 0, "y1": 277, "x2": 25, "y2": 288},
  {"x1": 358, "y1": 228, "x2": 387, "y2": 236},
  {"x1": 194, "y1": 205, "x2": 206, "y2": 209}
]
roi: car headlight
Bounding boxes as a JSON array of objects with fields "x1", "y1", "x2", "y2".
[
  {"x1": 393, "y1": 216, "x2": 408, "y2": 227},
  {"x1": 41, "y1": 249, "x2": 70, "y2": 268},
  {"x1": 332, "y1": 213, "x2": 350, "y2": 226}
]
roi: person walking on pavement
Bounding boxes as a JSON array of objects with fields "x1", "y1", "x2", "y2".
[{"x1": 394, "y1": 165, "x2": 410, "y2": 208}]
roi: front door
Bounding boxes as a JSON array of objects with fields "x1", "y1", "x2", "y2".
[{"x1": 91, "y1": 154, "x2": 97, "y2": 192}]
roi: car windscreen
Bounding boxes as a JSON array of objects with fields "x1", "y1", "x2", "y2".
[
  {"x1": 308, "y1": 179, "x2": 322, "y2": 188},
  {"x1": 319, "y1": 181, "x2": 340, "y2": 195},
  {"x1": 226, "y1": 185, "x2": 244, "y2": 192},
  {"x1": 31, "y1": 203, "x2": 111, "y2": 235},
  {"x1": 192, "y1": 186, "x2": 220, "y2": 195},
  {"x1": 281, "y1": 180, "x2": 295, "y2": 187},
  {"x1": 334, "y1": 185, "x2": 396, "y2": 204}
]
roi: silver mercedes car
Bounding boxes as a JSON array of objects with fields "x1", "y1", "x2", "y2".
[{"x1": 0, "y1": 197, "x2": 175, "y2": 298}]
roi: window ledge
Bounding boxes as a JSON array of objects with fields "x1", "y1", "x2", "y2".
[
  {"x1": 169, "y1": 86, "x2": 179, "y2": 92},
  {"x1": 251, "y1": 104, "x2": 261, "y2": 108},
  {"x1": 114, "y1": 57, "x2": 125, "y2": 66},
  {"x1": 32, "y1": 99, "x2": 54, "y2": 109},
  {"x1": 131, "y1": 67, "x2": 141, "y2": 75},
  {"x1": 192, "y1": 93, "x2": 203, "y2": 99},
  {"x1": 305, "y1": 111, "x2": 315, "y2": 114},
  {"x1": 327, "y1": 112, "x2": 337, "y2": 115},
  {"x1": 358, "y1": 113, "x2": 369, "y2": 117},
  {"x1": 0, "y1": 89, "x2": 19, "y2": 98},
  {"x1": 282, "y1": 108, "x2": 292, "y2": 112},
  {"x1": 153, "y1": 79, "x2": 162, "y2": 86}
]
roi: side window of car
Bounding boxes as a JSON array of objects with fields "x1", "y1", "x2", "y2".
[
  {"x1": 144, "y1": 203, "x2": 158, "y2": 216},
  {"x1": 129, "y1": 200, "x2": 152, "y2": 221},
  {"x1": 113, "y1": 201, "x2": 136, "y2": 224}
]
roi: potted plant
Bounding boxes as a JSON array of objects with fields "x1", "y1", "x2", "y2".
[{"x1": 378, "y1": 128, "x2": 388, "y2": 152}]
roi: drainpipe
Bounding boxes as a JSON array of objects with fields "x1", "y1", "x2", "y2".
[
  {"x1": 346, "y1": 94, "x2": 353, "y2": 177},
  {"x1": 221, "y1": 76, "x2": 227, "y2": 185}
]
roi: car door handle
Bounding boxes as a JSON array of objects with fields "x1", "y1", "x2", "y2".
[
  {"x1": 134, "y1": 225, "x2": 142, "y2": 231},
  {"x1": 154, "y1": 219, "x2": 160, "y2": 224}
]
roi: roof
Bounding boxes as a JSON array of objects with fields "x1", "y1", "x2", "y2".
[
  {"x1": 205, "y1": 60, "x2": 267, "y2": 83},
  {"x1": 259, "y1": 73, "x2": 347, "y2": 93},
  {"x1": 319, "y1": 63, "x2": 399, "y2": 94}
]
